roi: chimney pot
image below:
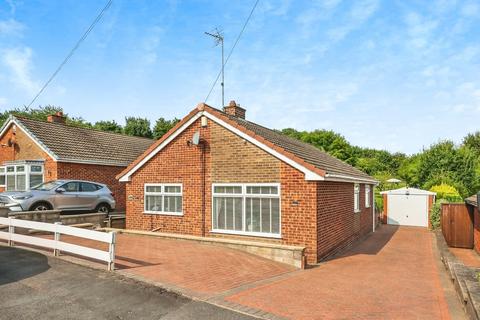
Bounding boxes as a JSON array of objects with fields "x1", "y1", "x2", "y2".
[{"x1": 224, "y1": 100, "x2": 246, "y2": 119}]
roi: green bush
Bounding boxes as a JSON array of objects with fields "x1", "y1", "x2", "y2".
[
  {"x1": 430, "y1": 199, "x2": 447, "y2": 230},
  {"x1": 429, "y1": 184, "x2": 463, "y2": 202}
]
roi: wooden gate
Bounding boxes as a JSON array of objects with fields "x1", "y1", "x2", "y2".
[{"x1": 441, "y1": 203, "x2": 474, "y2": 248}]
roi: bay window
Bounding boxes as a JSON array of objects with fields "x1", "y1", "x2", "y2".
[
  {"x1": 212, "y1": 184, "x2": 281, "y2": 238},
  {"x1": 144, "y1": 184, "x2": 182, "y2": 215},
  {"x1": 4, "y1": 163, "x2": 44, "y2": 191}
]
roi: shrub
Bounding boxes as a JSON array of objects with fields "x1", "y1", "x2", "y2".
[
  {"x1": 429, "y1": 184, "x2": 463, "y2": 202},
  {"x1": 430, "y1": 199, "x2": 447, "y2": 230}
]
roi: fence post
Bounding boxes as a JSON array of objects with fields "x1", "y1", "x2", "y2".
[
  {"x1": 53, "y1": 222, "x2": 62, "y2": 256},
  {"x1": 8, "y1": 216, "x2": 15, "y2": 247},
  {"x1": 107, "y1": 231, "x2": 116, "y2": 271}
]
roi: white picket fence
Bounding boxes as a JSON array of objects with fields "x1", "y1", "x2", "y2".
[{"x1": 0, "y1": 217, "x2": 116, "y2": 271}]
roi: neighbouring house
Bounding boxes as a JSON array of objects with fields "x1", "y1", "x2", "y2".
[
  {"x1": 0, "y1": 112, "x2": 155, "y2": 211},
  {"x1": 117, "y1": 101, "x2": 377, "y2": 264},
  {"x1": 380, "y1": 187, "x2": 436, "y2": 228}
]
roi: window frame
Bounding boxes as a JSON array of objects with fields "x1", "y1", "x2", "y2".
[
  {"x1": 143, "y1": 183, "x2": 183, "y2": 216},
  {"x1": 354, "y1": 183, "x2": 361, "y2": 213},
  {"x1": 365, "y1": 185, "x2": 371, "y2": 208},
  {"x1": 211, "y1": 183, "x2": 282, "y2": 239}
]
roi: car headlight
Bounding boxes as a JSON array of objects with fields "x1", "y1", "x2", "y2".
[{"x1": 12, "y1": 195, "x2": 33, "y2": 200}]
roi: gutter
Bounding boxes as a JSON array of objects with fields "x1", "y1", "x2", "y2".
[{"x1": 324, "y1": 173, "x2": 378, "y2": 185}]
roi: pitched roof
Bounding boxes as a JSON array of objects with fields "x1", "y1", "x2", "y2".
[
  {"x1": 220, "y1": 111, "x2": 374, "y2": 181},
  {"x1": 117, "y1": 103, "x2": 376, "y2": 183},
  {"x1": 2, "y1": 116, "x2": 155, "y2": 167}
]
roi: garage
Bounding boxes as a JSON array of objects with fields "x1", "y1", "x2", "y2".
[{"x1": 381, "y1": 187, "x2": 436, "y2": 227}]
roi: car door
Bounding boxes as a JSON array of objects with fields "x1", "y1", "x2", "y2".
[
  {"x1": 54, "y1": 182, "x2": 82, "y2": 210},
  {"x1": 78, "y1": 182, "x2": 101, "y2": 210}
]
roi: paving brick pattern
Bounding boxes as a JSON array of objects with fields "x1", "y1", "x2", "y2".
[{"x1": 225, "y1": 226, "x2": 451, "y2": 320}]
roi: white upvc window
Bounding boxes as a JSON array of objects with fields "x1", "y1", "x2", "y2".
[
  {"x1": 365, "y1": 185, "x2": 371, "y2": 208},
  {"x1": 144, "y1": 183, "x2": 183, "y2": 215},
  {"x1": 354, "y1": 183, "x2": 360, "y2": 213},
  {"x1": 0, "y1": 167, "x2": 5, "y2": 187},
  {"x1": 212, "y1": 183, "x2": 281, "y2": 238},
  {"x1": 5, "y1": 164, "x2": 44, "y2": 191}
]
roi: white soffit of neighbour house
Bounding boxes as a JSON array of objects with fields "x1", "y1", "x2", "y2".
[{"x1": 119, "y1": 110, "x2": 326, "y2": 182}]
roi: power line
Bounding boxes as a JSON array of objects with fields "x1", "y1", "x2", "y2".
[
  {"x1": 27, "y1": 0, "x2": 113, "y2": 108},
  {"x1": 204, "y1": 0, "x2": 260, "y2": 104}
]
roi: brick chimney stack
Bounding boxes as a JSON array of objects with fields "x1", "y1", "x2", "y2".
[
  {"x1": 223, "y1": 100, "x2": 246, "y2": 119},
  {"x1": 47, "y1": 112, "x2": 66, "y2": 124}
]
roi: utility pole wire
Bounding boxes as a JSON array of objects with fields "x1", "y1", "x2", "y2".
[
  {"x1": 27, "y1": 0, "x2": 113, "y2": 108},
  {"x1": 204, "y1": 0, "x2": 260, "y2": 104}
]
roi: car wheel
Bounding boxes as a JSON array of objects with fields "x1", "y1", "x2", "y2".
[
  {"x1": 96, "y1": 203, "x2": 110, "y2": 214},
  {"x1": 30, "y1": 202, "x2": 51, "y2": 211}
]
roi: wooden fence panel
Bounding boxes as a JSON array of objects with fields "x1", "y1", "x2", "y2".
[{"x1": 441, "y1": 203, "x2": 474, "y2": 248}]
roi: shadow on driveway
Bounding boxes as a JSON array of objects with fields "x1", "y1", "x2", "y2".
[
  {"x1": 319, "y1": 225, "x2": 400, "y2": 263},
  {"x1": 0, "y1": 246, "x2": 50, "y2": 285}
]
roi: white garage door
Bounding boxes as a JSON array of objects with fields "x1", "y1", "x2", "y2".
[{"x1": 387, "y1": 194, "x2": 428, "y2": 227}]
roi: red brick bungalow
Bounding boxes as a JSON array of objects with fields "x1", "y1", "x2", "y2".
[
  {"x1": 0, "y1": 113, "x2": 154, "y2": 211},
  {"x1": 117, "y1": 102, "x2": 377, "y2": 264}
]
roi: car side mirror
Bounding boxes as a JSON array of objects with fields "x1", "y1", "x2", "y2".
[{"x1": 56, "y1": 187, "x2": 66, "y2": 193}]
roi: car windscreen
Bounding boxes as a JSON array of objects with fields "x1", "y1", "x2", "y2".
[{"x1": 30, "y1": 181, "x2": 63, "y2": 191}]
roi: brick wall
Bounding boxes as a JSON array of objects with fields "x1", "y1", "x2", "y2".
[
  {"x1": 125, "y1": 118, "x2": 209, "y2": 234},
  {"x1": 317, "y1": 182, "x2": 373, "y2": 260},
  {"x1": 210, "y1": 121, "x2": 280, "y2": 183},
  {"x1": 56, "y1": 162, "x2": 127, "y2": 211}
]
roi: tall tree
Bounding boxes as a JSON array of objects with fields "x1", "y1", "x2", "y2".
[
  {"x1": 153, "y1": 117, "x2": 180, "y2": 140},
  {"x1": 124, "y1": 117, "x2": 153, "y2": 138},
  {"x1": 94, "y1": 120, "x2": 123, "y2": 133}
]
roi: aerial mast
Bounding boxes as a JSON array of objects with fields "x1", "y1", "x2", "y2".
[{"x1": 205, "y1": 28, "x2": 224, "y2": 108}]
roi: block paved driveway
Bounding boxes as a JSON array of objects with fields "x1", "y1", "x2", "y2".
[
  {"x1": 19, "y1": 225, "x2": 465, "y2": 319},
  {"x1": 224, "y1": 225, "x2": 464, "y2": 319}
]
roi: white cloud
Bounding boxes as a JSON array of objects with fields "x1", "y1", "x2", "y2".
[
  {"x1": 141, "y1": 26, "x2": 163, "y2": 65},
  {"x1": 5, "y1": 0, "x2": 16, "y2": 15},
  {"x1": 404, "y1": 12, "x2": 438, "y2": 49},
  {"x1": 2, "y1": 47, "x2": 39, "y2": 94},
  {"x1": 461, "y1": 1, "x2": 479, "y2": 17},
  {"x1": 327, "y1": 0, "x2": 379, "y2": 41},
  {"x1": 0, "y1": 19, "x2": 24, "y2": 37}
]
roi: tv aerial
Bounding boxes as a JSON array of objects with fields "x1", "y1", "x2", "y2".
[{"x1": 205, "y1": 28, "x2": 225, "y2": 108}]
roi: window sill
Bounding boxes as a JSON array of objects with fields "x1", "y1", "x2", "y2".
[
  {"x1": 210, "y1": 229, "x2": 282, "y2": 239},
  {"x1": 354, "y1": 210, "x2": 361, "y2": 213},
  {"x1": 143, "y1": 211, "x2": 183, "y2": 216}
]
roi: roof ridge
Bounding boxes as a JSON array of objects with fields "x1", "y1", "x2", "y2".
[{"x1": 14, "y1": 115, "x2": 155, "y2": 141}]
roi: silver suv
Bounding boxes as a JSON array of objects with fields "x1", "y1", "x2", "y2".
[{"x1": 0, "y1": 180, "x2": 116, "y2": 213}]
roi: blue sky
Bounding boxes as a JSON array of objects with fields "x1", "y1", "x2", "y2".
[{"x1": 0, "y1": 0, "x2": 479, "y2": 154}]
